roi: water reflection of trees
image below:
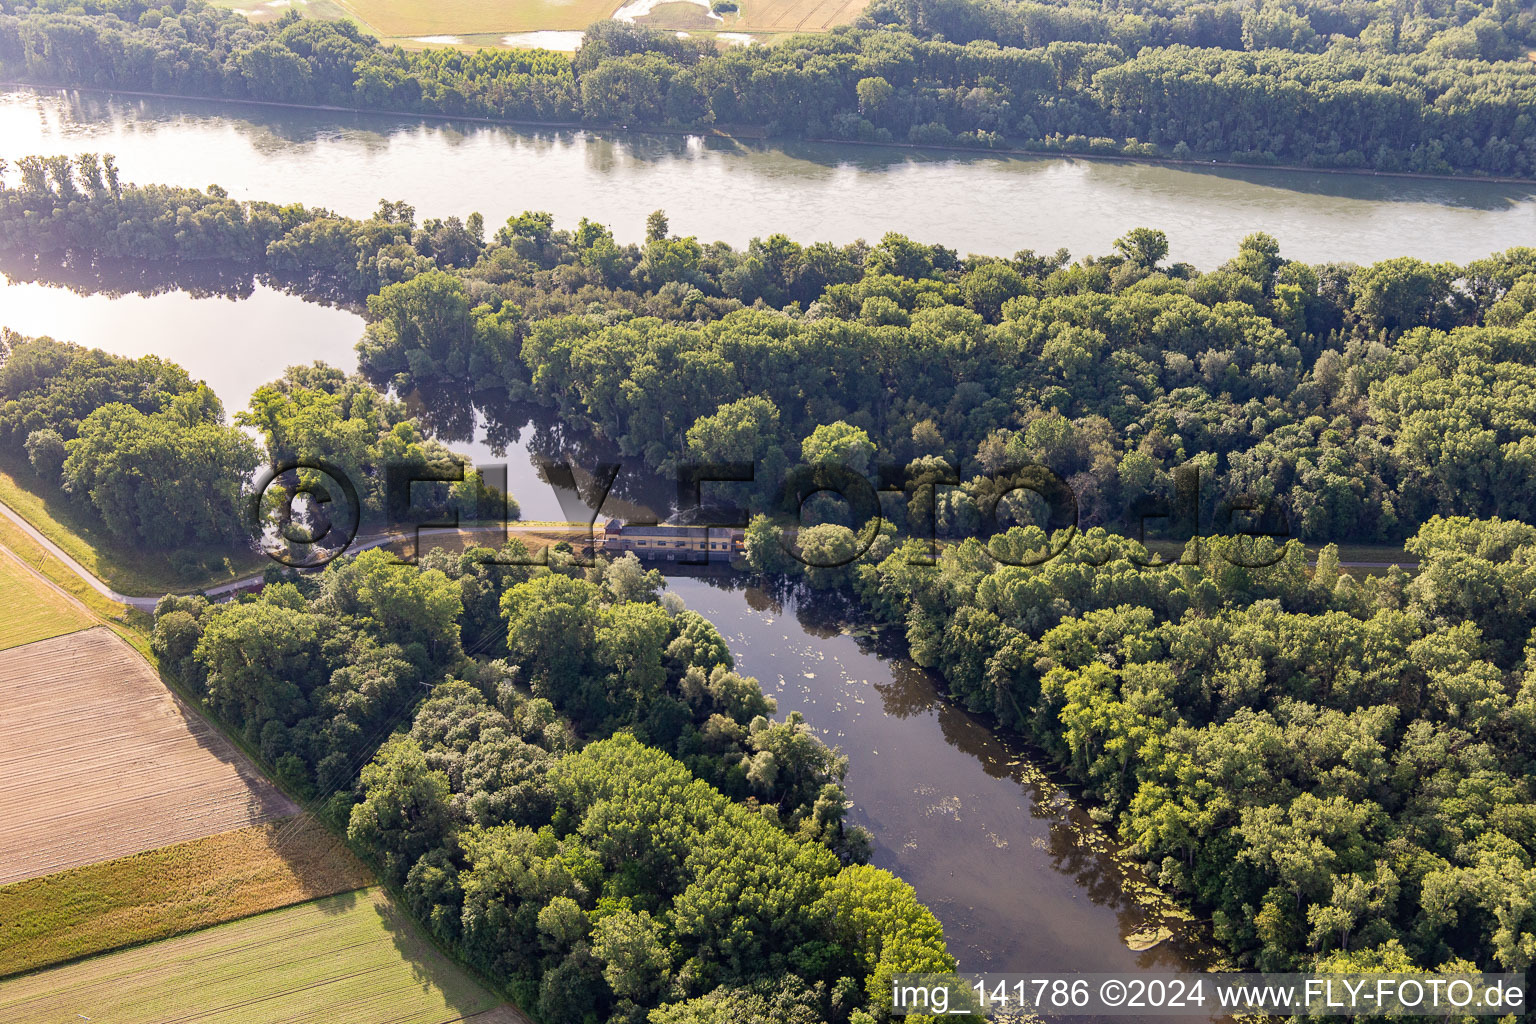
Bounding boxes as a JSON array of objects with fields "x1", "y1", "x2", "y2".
[
  {"x1": 666, "y1": 569, "x2": 1216, "y2": 970},
  {"x1": 474, "y1": 392, "x2": 679, "y2": 520},
  {"x1": 547, "y1": 557, "x2": 1209, "y2": 965},
  {"x1": 0, "y1": 251, "x2": 257, "y2": 300},
  {"x1": 1034, "y1": 771, "x2": 1215, "y2": 970},
  {"x1": 47, "y1": 88, "x2": 668, "y2": 165},
  {"x1": 0, "y1": 252, "x2": 360, "y2": 309},
  {"x1": 394, "y1": 382, "x2": 484, "y2": 445},
  {"x1": 787, "y1": 577, "x2": 1214, "y2": 968},
  {"x1": 367, "y1": 383, "x2": 675, "y2": 520},
  {"x1": 870, "y1": 662, "x2": 943, "y2": 720},
  {"x1": 767, "y1": 135, "x2": 1536, "y2": 211}
]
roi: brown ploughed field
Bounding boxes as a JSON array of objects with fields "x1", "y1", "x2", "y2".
[{"x1": 0, "y1": 627, "x2": 297, "y2": 885}]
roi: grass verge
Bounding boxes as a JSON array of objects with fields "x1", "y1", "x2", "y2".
[
  {"x1": 0, "y1": 451, "x2": 265, "y2": 597},
  {"x1": 0, "y1": 816, "x2": 372, "y2": 978}
]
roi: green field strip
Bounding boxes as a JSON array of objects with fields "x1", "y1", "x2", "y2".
[
  {"x1": 0, "y1": 546, "x2": 94, "y2": 651},
  {"x1": 0, "y1": 888, "x2": 525, "y2": 1023}
]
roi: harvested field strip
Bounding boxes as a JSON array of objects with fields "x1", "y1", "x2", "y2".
[
  {"x1": 730, "y1": 0, "x2": 869, "y2": 30},
  {"x1": 0, "y1": 816, "x2": 373, "y2": 977},
  {"x1": 0, "y1": 888, "x2": 529, "y2": 1024},
  {"x1": 339, "y1": 0, "x2": 622, "y2": 37},
  {"x1": 0, "y1": 627, "x2": 297, "y2": 885},
  {"x1": 0, "y1": 520, "x2": 145, "y2": 642},
  {"x1": 0, "y1": 546, "x2": 93, "y2": 651}
]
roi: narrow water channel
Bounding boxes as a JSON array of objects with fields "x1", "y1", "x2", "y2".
[{"x1": 665, "y1": 575, "x2": 1212, "y2": 984}]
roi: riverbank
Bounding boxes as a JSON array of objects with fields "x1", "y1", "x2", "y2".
[
  {"x1": 810, "y1": 133, "x2": 1536, "y2": 187},
  {"x1": 6, "y1": 80, "x2": 1535, "y2": 188},
  {"x1": 8, "y1": 85, "x2": 1533, "y2": 269}
]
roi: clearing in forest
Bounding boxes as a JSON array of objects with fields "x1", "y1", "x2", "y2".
[
  {"x1": 210, "y1": 0, "x2": 863, "y2": 45},
  {"x1": 0, "y1": 550, "x2": 93, "y2": 651},
  {"x1": 0, "y1": 888, "x2": 529, "y2": 1024},
  {"x1": 339, "y1": 0, "x2": 622, "y2": 38},
  {"x1": 0, "y1": 816, "x2": 373, "y2": 977},
  {"x1": 635, "y1": 0, "x2": 870, "y2": 34},
  {"x1": 0, "y1": 627, "x2": 297, "y2": 885}
]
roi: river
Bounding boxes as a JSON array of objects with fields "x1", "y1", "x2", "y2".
[
  {"x1": 2, "y1": 86, "x2": 1534, "y2": 269},
  {"x1": 0, "y1": 82, "x2": 1510, "y2": 1004}
]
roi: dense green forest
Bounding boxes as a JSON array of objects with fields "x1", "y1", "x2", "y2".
[
  {"x1": 1, "y1": 0, "x2": 1534, "y2": 175},
  {"x1": 149, "y1": 543, "x2": 950, "y2": 1023},
  {"x1": 0, "y1": 311, "x2": 960, "y2": 1019},
  {"x1": 7, "y1": 162, "x2": 1536, "y2": 980},
  {"x1": 9, "y1": 158, "x2": 1536, "y2": 544},
  {"x1": 841, "y1": 524, "x2": 1536, "y2": 974},
  {"x1": 0, "y1": 334, "x2": 481, "y2": 551},
  {"x1": 0, "y1": 332, "x2": 259, "y2": 547}
]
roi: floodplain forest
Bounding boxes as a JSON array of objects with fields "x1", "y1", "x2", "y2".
[
  {"x1": 3, "y1": 145, "x2": 1535, "y2": 998},
  {"x1": 0, "y1": 0, "x2": 1532, "y2": 176},
  {"x1": 1, "y1": 0, "x2": 1534, "y2": 1009}
]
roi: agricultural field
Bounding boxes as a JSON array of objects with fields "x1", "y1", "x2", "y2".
[
  {"x1": 0, "y1": 627, "x2": 297, "y2": 885},
  {"x1": 0, "y1": 817, "x2": 372, "y2": 977},
  {"x1": 0, "y1": 549, "x2": 92, "y2": 651},
  {"x1": 215, "y1": 0, "x2": 621, "y2": 40},
  {"x1": 215, "y1": 0, "x2": 355, "y2": 25},
  {"x1": 213, "y1": 0, "x2": 858, "y2": 46},
  {"x1": 0, "y1": 455, "x2": 266, "y2": 598},
  {"x1": 0, "y1": 889, "x2": 529, "y2": 1024},
  {"x1": 0, "y1": 518, "x2": 145, "y2": 637},
  {"x1": 634, "y1": 0, "x2": 868, "y2": 35},
  {"x1": 345, "y1": 0, "x2": 623, "y2": 37}
]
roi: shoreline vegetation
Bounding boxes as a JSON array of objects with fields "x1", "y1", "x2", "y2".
[
  {"x1": 7, "y1": 79, "x2": 1536, "y2": 186},
  {"x1": 1, "y1": 0, "x2": 1532, "y2": 179}
]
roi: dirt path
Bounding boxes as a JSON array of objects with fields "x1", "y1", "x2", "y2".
[
  {"x1": 0, "y1": 499, "x2": 588, "y2": 608},
  {"x1": 0, "y1": 500, "x2": 144, "y2": 607}
]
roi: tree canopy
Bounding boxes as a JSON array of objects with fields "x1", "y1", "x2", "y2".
[{"x1": 1, "y1": 0, "x2": 1532, "y2": 175}]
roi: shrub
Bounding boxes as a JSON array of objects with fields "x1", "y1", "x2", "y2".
[{"x1": 24, "y1": 428, "x2": 65, "y2": 479}]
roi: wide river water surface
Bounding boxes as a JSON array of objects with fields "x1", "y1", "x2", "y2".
[{"x1": 2, "y1": 87, "x2": 1534, "y2": 267}]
